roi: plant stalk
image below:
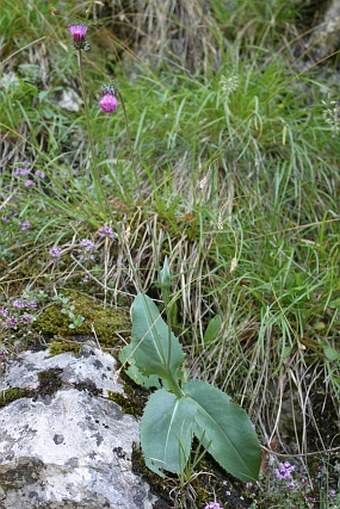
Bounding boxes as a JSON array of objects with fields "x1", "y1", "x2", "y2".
[{"x1": 77, "y1": 50, "x2": 106, "y2": 210}]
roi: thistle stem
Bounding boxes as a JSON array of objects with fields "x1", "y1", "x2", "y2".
[{"x1": 77, "y1": 50, "x2": 106, "y2": 209}]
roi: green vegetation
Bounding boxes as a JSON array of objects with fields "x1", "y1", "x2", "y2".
[
  {"x1": 0, "y1": 387, "x2": 29, "y2": 408},
  {"x1": 0, "y1": 0, "x2": 339, "y2": 507}
]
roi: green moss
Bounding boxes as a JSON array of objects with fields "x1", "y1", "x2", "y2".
[
  {"x1": 37, "y1": 368, "x2": 63, "y2": 396},
  {"x1": 0, "y1": 387, "x2": 29, "y2": 407},
  {"x1": 34, "y1": 293, "x2": 129, "y2": 347},
  {"x1": 131, "y1": 445, "x2": 172, "y2": 509},
  {"x1": 107, "y1": 390, "x2": 142, "y2": 417},
  {"x1": 48, "y1": 339, "x2": 82, "y2": 356}
]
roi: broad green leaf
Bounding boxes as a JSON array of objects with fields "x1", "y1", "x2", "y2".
[
  {"x1": 131, "y1": 293, "x2": 185, "y2": 378},
  {"x1": 185, "y1": 380, "x2": 261, "y2": 481},
  {"x1": 119, "y1": 344, "x2": 161, "y2": 389},
  {"x1": 141, "y1": 389, "x2": 196, "y2": 476},
  {"x1": 203, "y1": 315, "x2": 222, "y2": 345}
]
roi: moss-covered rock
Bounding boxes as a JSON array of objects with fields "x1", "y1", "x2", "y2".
[{"x1": 34, "y1": 293, "x2": 129, "y2": 347}]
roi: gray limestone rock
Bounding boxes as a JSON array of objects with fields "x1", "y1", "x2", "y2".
[
  {"x1": 309, "y1": 0, "x2": 340, "y2": 58},
  {"x1": 0, "y1": 345, "x2": 156, "y2": 509}
]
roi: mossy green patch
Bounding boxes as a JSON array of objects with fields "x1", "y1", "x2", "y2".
[
  {"x1": 48, "y1": 339, "x2": 82, "y2": 357},
  {"x1": 37, "y1": 368, "x2": 63, "y2": 397},
  {"x1": 0, "y1": 387, "x2": 29, "y2": 407},
  {"x1": 34, "y1": 293, "x2": 129, "y2": 348}
]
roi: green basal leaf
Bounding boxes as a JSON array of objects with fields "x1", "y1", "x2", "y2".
[
  {"x1": 203, "y1": 314, "x2": 222, "y2": 345},
  {"x1": 131, "y1": 293, "x2": 185, "y2": 378},
  {"x1": 185, "y1": 380, "x2": 261, "y2": 482},
  {"x1": 141, "y1": 388, "x2": 196, "y2": 477},
  {"x1": 119, "y1": 344, "x2": 161, "y2": 389}
]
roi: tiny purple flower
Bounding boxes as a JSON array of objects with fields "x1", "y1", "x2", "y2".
[
  {"x1": 306, "y1": 496, "x2": 316, "y2": 503},
  {"x1": 0, "y1": 306, "x2": 9, "y2": 318},
  {"x1": 275, "y1": 461, "x2": 295, "y2": 480},
  {"x1": 97, "y1": 225, "x2": 114, "y2": 239},
  {"x1": 49, "y1": 246, "x2": 62, "y2": 258},
  {"x1": 14, "y1": 167, "x2": 30, "y2": 176},
  {"x1": 35, "y1": 169, "x2": 46, "y2": 179},
  {"x1": 12, "y1": 299, "x2": 26, "y2": 309},
  {"x1": 20, "y1": 220, "x2": 31, "y2": 231},
  {"x1": 99, "y1": 93, "x2": 118, "y2": 113},
  {"x1": 68, "y1": 24, "x2": 88, "y2": 44},
  {"x1": 329, "y1": 489, "x2": 336, "y2": 499},
  {"x1": 204, "y1": 503, "x2": 224, "y2": 509},
  {"x1": 4, "y1": 315, "x2": 19, "y2": 328},
  {"x1": 26, "y1": 299, "x2": 37, "y2": 309},
  {"x1": 286, "y1": 481, "x2": 297, "y2": 490},
  {"x1": 24, "y1": 179, "x2": 35, "y2": 188},
  {"x1": 2, "y1": 216, "x2": 10, "y2": 223},
  {"x1": 21, "y1": 314, "x2": 33, "y2": 324},
  {"x1": 80, "y1": 239, "x2": 95, "y2": 251}
]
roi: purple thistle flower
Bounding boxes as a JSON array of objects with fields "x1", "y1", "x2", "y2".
[
  {"x1": 204, "y1": 503, "x2": 224, "y2": 509},
  {"x1": 68, "y1": 24, "x2": 88, "y2": 43},
  {"x1": 97, "y1": 225, "x2": 114, "y2": 239},
  {"x1": 24, "y1": 179, "x2": 35, "y2": 188},
  {"x1": 68, "y1": 24, "x2": 89, "y2": 51},
  {"x1": 14, "y1": 167, "x2": 30, "y2": 176},
  {"x1": 35, "y1": 169, "x2": 46, "y2": 179},
  {"x1": 12, "y1": 299, "x2": 26, "y2": 309},
  {"x1": 49, "y1": 245, "x2": 62, "y2": 258},
  {"x1": 20, "y1": 219, "x2": 31, "y2": 231},
  {"x1": 275, "y1": 461, "x2": 295, "y2": 480},
  {"x1": 99, "y1": 93, "x2": 118, "y2": 113},
  {"x1": 80, "y1": 239, "x2": 95, "y2": 251}
]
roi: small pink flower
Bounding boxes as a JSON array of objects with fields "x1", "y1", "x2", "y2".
[
  {"x1": 97, "y1": 225, "x2": 114, "y2": 239},
  {"x1": 99, "y1": 93, "x2": 118, "y2": 113},
  {"x1": 21, "y1": 314, "x2": 33, "y2": 324},
  {"x1": 12, "y1": 299, "x2": 25, "y2": 309},
  {"x1": 20, "y1": 220, "x2": 31, "y2": 231},
  {"x1": 49, "y1": 246, "x2": 62, "y2": 258},
  {"x1": 68, "y1": 24, "x2": 88, "y2": 43},
  {"x1": 35, "y1": 169, "x2": 46, "y2": 179}
]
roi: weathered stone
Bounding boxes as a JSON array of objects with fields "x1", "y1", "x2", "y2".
[
  {"x1": 0, "y1": 345, "x2": 156, "y2": 509},
  {"x1": 308, "y1": 0, "x2": 340, "y2": 58}
]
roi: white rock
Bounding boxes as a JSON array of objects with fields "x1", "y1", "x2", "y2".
[{"x1": 0, "y1": 346, "x2": 156, "y2": 509}]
